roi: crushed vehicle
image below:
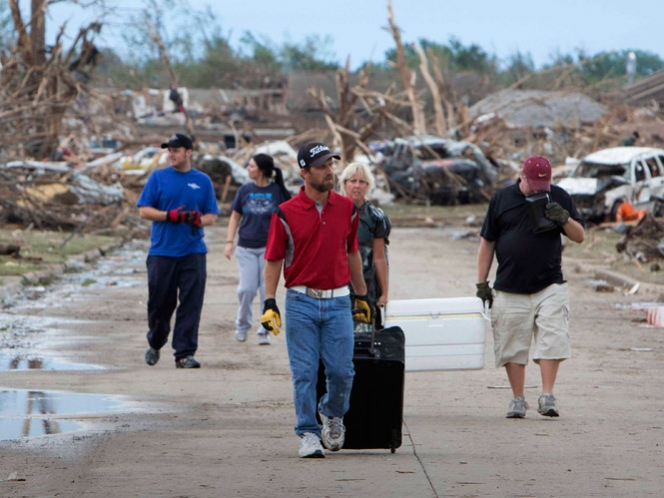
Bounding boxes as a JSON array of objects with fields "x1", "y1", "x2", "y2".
[
  {"x1": 556, "y1": 147, "x2": 664, "y2": 223},
  {"x1": 380, "y1": 136, "x2": 496, "y2": 204}
]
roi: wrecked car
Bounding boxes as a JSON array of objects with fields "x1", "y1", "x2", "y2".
[
  {"x1": 381, "y1": 136, "x2": 496, "y2": 204},
  {"x1": 557, "y1": 147, "x2": 664, "y2": 223}
]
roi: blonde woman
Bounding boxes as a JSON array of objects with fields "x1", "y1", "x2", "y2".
[{"x1": 339, "y1": 162, "x2": 391, "y2": 324}]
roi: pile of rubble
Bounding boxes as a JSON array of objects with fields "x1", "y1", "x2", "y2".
[
  {"x1": 616, "y1": 215, "x2": 664, "y2": 267},
  {"x1": 466, "y1": 90, "x2": 664, "y2": 176},
  {"x1": 0, "y1": 138, "x2": 309, "y2": 235}
]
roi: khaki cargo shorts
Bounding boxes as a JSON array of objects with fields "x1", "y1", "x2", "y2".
[{"x1": 491, "y1": 283, "x2": 571, "y2": 368}]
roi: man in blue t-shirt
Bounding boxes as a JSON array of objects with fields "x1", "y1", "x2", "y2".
[{"x1": 137, "y1": 133, "x2": 220, "y2": 368}]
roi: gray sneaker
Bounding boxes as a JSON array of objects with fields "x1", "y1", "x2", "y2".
[
  {"x1": 298, "y1": 432, "x2": 325, "y2": 458},
  {"x1": 175, "y1": 356, "x2": 201, "y2": 369},
  {"x1": 506, "y1": 395, "x2": 529, "y2": 418},
  {"x1": 235, "y1": 330, "x2": 248, "y2": 342},
  {"x1": 537, "y1": 393, "x2": 559, "y2": 417},
  {"x1": 319, "y1": 412, "x2": 345, "y2": 451},
  {"x1": 145, "y1": 347, "x2": 160, "y2": 366}
]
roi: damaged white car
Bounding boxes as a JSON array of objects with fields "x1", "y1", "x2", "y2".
[{"x1": 557, "y1": 147, "x2": 664, "y2": 222}]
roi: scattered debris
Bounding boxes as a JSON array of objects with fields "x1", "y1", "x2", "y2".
[
  {"x1": 616, "y1": 215, "x2": 664, "y2": 263},
  {"x1": 646, "y1": 306, "x2": 664, "y2": 327},
  {"x1": 2, "y1": 472, "x2": 26, "y2": 482},
  {"x1": 587, "y1": 279, "x2": 615, "y2": 292}
]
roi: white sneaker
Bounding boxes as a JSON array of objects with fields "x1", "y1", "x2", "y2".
[
  {"x1": 319, "y1": 412, "x2": 345, "y2": 452},
  {"x1": 258, "y1": 333, "x2": 271, "y2": 346},
  {"x1": 298, "y1": 432, "x2": 325, "y2": 458},
  {"x1": 235, "y1": 330, "x2": 248, "y2": 342}
]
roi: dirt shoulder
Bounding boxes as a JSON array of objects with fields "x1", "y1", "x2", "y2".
[{"x1": 1, "y1": 224, "x2": 663, "y2": 497}]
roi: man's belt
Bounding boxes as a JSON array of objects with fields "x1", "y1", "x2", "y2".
[{"x1": 290, "y1": 285, "x2": 350, "y2": 299}]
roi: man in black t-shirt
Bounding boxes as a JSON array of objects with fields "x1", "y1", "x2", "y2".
[{"x1": 476, "y1": 156, "x2": 585, "y2": 419}]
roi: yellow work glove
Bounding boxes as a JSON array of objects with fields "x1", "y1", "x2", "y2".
[
  {"x1": 352, "y1": 295, "x2": 372, "y2": 324},
  {"x1": 261, "y1": 298, "x2": 282, "y2": 336}
]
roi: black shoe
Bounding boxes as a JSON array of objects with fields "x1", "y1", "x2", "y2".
[
  {"x1": 175, "y1": 356, "x2": 201, "y2": 369},
  {"x1": 145, "y1": 347, "x2": 160, "y2": 366}
]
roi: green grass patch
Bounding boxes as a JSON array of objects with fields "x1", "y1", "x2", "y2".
[
  {"x1": 81, "y1": 278, "x2": 97, "y2": 287},
  {"x1": 0, "y1": 230, "x2": 115, "y2": 276}
]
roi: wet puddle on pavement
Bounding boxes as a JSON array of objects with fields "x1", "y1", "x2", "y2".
[
  {"x1": 0, "y1": 315, "x2": 106, "y2": 372},
  {"x1": 0, "y1": 241, "x2": 150, "y2": 440},
  {"x1": 0, "y1": 354, "x2": 104, "y2": 372},
  {"x1": 0, "y1": 389, "x2": 128, "y2": 440}
]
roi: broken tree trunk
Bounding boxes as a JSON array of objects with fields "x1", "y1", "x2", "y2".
[
  {"x1": 386, "y1": 0, "x2": 426, "y2": 136},
  {"x1": 428, "y1": 49, "x2": 457, "y2": 131},
  {"x1": 31, "y1": 0, "x2": 47, "y2": 66},
  {"x1": 414, "y1": 43, "x2": 446, "y2": 136}
]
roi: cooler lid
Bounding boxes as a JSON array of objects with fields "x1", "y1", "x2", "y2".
[{"x1": 385, "y1": 297, "x2": 484, "y2": 317}]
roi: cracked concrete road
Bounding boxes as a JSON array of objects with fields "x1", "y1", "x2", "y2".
[{"x1": 1, "y1": 225, "x2": 663, "y2": 498}]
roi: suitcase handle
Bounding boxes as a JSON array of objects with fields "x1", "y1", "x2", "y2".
[
  {"x1": 354, "y1": 342, "x2": 381, "y2": 359},
  {"x1": 365, "y1": 305, "x2": 385, "y2": 358}
]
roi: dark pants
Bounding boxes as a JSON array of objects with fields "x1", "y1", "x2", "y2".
[{"x1": 146, "y1": 254, "x2": 207, "y2": 360}]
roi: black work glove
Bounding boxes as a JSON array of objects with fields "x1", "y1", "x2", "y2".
[
  {"x1": 185, "y1": 210, "x2": 202, "y2": 226},
  {"x1": 352, "y1": 295, "x2": 372, "y2": 324},
  {"x1": 167, "y1": 206, "x2": 187, "y2": 223},
  {"x1": 476, "y1": 281, "x2": 493, "y2": 308},
  {"x1": 544, "y1": 202, "x2": 570, "y2": 227},
  {"x1": 185, "y1": 210, "x2": 202, "y2": 234},
  {"x1": 261, "y1": 298, "x2": 281, "y2": 336}
]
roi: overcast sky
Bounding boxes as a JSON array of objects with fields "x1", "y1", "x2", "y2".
[{"x1": 30, "y1": 0, "x2": 664, "y2": 69}]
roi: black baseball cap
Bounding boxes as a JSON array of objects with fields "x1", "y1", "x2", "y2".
[
  {"x1": 161, "y1": 133, "x2": 193, "y2": 150},
  {"x1": 297, "y1": 142, "x2": 340, "y2": 168}
]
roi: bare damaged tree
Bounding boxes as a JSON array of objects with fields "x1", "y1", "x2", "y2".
[
  {"x1": 143, "y1": 16, "x2": 195, "y2": 137},
  {"x1": 307, "y1": 59, "x2": 391, "y2": 162},
  {"x1": 2, "y1": 1, "x2": 104, "y2": 159}
]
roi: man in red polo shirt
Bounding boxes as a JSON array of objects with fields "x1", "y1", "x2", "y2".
[{"x1": 261, "y1": 142, "x2": 371, "y2": 458}]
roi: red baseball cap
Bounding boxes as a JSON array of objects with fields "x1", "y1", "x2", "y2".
[{"x1": 522, "y1": 155, "x2": 552, "y2": 192}]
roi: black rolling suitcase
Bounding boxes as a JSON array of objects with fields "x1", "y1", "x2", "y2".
[{"x1": 317, "y1": 325, "x2": 405, "y2": 453}]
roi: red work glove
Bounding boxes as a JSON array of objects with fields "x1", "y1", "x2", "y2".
[{"x1": 167, "y1": 207, "x2": 187, "y2": 223}]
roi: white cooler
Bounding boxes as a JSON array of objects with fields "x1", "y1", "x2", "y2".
[{"x1": 384, "y1": 297, "x2": 488, "y2": 372}]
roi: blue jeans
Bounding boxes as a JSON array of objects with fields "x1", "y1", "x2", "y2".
[{"x1": 285, "y1": 288, "x2": 355, "y2": 437}]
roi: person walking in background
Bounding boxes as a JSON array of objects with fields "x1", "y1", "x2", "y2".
[
  {"x1": 622, "y1": 130, "x2": 640, "y2": 146},
  {"x1": 224, "y1": 154, "x2": 291, "y2": 345},
  {"x1": 339, "y1": 162, "x2": 391, "y2": 329},
  {"x1": 261, "y1": 142, "x2": 372, "y2": 458},
  {"x1": 137, "y1": 133, "x2": 219, "y2": 368},
  {"x1": 476, "y1": 155, "x2": 585, "y2": 418}
]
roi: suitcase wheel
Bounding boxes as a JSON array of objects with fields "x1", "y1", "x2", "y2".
[{"x1": 390, "y1": 429, "x2": 397, "y2": 453}]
